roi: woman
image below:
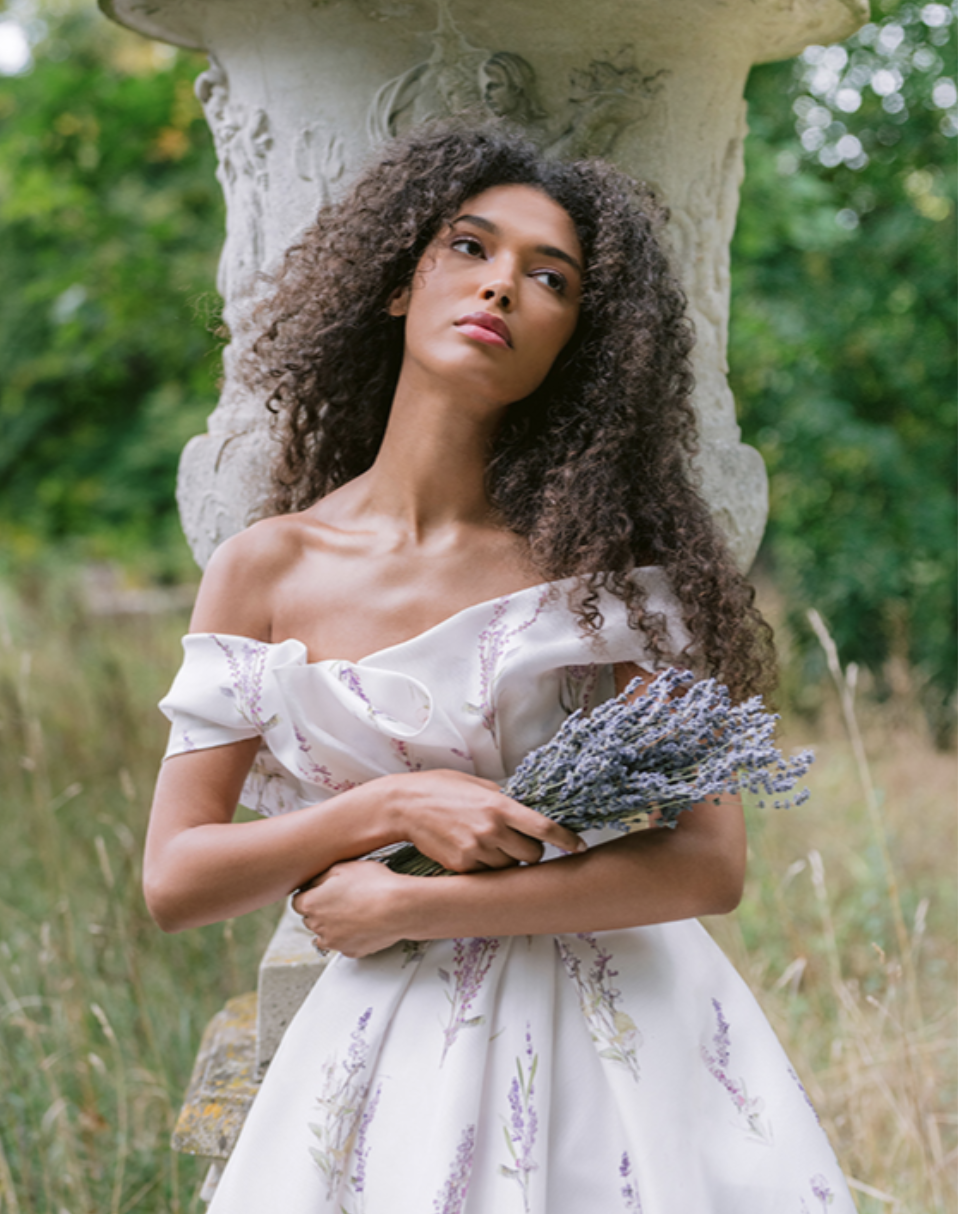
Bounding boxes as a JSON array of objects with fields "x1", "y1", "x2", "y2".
[{"x1": 148, "y1": 123, "x2": 855, "y2": 1212}]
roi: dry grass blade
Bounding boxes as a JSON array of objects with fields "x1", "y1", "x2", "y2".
[{"x1": 806, "y1": 609, "x2": 924, "y2": 1030}]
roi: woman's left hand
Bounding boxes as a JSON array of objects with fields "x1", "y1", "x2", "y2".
[{"x1": 291, "y1": 860, "x2": 409, "y2": 958}]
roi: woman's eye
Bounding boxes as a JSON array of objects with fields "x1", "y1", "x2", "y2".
[
  {"x1": 450, "y1": 235, "x2": 485, "y2": 258},
  {"x1": 532, "y1": 268, "x2": 566, "y2": 294}
]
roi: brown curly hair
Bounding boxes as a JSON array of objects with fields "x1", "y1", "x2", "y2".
[{"x1": 244, "y1": 121, "x2": 775, "y2": 701}]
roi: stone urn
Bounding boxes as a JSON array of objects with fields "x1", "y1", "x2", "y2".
[{"x1": 102, "y1": 0, "x2": 867, "y2": 572}]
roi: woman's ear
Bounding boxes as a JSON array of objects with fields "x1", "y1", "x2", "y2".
[{"x1": 387, "y1": 285, "x2": 409, "y2": 317}]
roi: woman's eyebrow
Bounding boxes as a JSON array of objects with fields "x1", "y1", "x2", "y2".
[{"x1": 450, "y1": 214, "x2": 582, "y2": 275}]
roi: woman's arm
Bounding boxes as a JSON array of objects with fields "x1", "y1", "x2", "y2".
[
  {"x1": 292, "y1": 662, "x2": 748, "y2": 955},
  {"x1": 292, "y1": 792, "x2": 745, "y2": 956},
  {"x1": 402, "y1": 791, "x2": 745, "y2": 934},
  {"x1": 144, "y1": 751, "x2": 584, "y2": 933},
  {"x1": 144, "y1": 742, "x2": 394, "y2": 932}
]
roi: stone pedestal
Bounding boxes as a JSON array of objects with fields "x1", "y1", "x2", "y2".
[
  {"x1": 101, "y1": 0, "x2": 867, "y2": 571},
  {"x1": 255, "y1": 902, "x2": 329, "y2": 1075},
  {"x1": 170, "y1": 905, "x2": 329, "y2": 1197}
]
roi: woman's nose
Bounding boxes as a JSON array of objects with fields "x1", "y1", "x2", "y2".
[{"x1": 480, "y1": 281, "x2": 513, "y2": 310}]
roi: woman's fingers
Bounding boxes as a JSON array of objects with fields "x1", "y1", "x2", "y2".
[
  {"x1": 496, "y1": 828, "x2": 545, "y2": 865},
  {"x1": 396, "y1": 769, "x2": 586, "y2": 870},
  {"x1": 499, "y1": 797, "x2": 585, "y2": 856}
]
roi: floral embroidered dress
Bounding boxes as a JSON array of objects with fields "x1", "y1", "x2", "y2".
[{"x1": 159, "y1": 569, "x2": 855, "y2": 1214}]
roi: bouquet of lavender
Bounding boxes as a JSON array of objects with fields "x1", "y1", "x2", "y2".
[{"x1": 377, "y1": 668, "x2": 813, "y2": 877}]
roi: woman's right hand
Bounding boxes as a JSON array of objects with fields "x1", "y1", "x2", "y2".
[{"x1": 386, "y1": 769, "x2": 585, "y2": 873}]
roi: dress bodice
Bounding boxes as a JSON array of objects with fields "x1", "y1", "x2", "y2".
[{"x1": 159, "y1": 568, "x2": 690, "y2": 817}]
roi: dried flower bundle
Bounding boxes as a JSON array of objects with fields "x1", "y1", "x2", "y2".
[{"x1": 376, "y1": 668, "x2": 813, "y2": 877}]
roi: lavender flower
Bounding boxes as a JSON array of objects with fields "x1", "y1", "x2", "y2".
[
  {"x1": 433, "y1": 1124, "x2": 477, "y2": 1214},
  {"x1": 556, "y1": 935, "x2": 641, "y2": 1079},
  {"x1": 377, "y1": 668, "x2": 813, "y2": 876},
  {"x1": 788, "y1": 1065, "x2": 821, "y2": 1124},
  {"x1": 350, "y1": 1081, "x2": 381, "y2": 1196},
  {"x1": 438, "y1": 937, "x2": 501, "y2": 1064},
  {"x1": 619, "y1": 1152, "x2": 643, "y2": 1212},
  {"x1": 214, "y1": 635, "x2": 279, "y2": 731},
  {"x1": 308, "y1": 1007, "x2": 380, "y2": 1198},
  {"x1": 701, "y1": 998, "x2": 772, "y2": 1143},
  {"x1": 810, "y1": 1175, "x2": 834, "y2": 1211},
  {"x1": 499, "y1": 1026, "x2": 539, "y2": 1212},
  {"x1": 294, "y1": 723, "x2": 358, "y2": 794},
  {"x1": 467, "y1": 592, "x2": 549, "y2": 738}
]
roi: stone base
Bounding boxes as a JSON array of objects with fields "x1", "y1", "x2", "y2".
[
  {"x1": 172, "y1": 991, "x2": 260, "y2": 1161},
  {"x1": 172, "y1": 904, "x2": 329, "y2": 1200},
  {"x1": 256, "y1": 901, "x2": 330, "y2": 1075}
]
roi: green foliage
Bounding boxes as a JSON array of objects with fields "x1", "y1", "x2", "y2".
[
  {"x1": 731, "y1": 0, "x2": 957, "y2": 737},
  {"x1": 0, "y1": 8, "x2": 222, "y2": 578}
]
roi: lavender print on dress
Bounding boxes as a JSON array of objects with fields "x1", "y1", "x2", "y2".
[
  {"x1": 213, "y1": 635, "x2": 280, "y2": 732},
  {"x1": 390, "y1": 738, "x2": 424, "y2": 771},
  {"x1": 433, "y1": 1123, "x2": 477, "y2": 1214},
  {"x1": 556, "y1": 934, "x2": 642, "y2": 1080},
  {"x1": 788, "y1": 1065, "x2": 821, "y2": 1123},
  {"x1": 438, "y1": 937, "x2": 501, "y2": 1064},
  {"x1": 308, "y1": 1008, "x2": 382, "y2": 1204},
  {"x1": 809, "y1": 1174, "x2": 835, "y2": 1212},
  {"x1": 294, "y1": 723, "x2": 358, "y2": 794},
  {"x1": 244, "y1": 753, "x2": 301, "y2": 816},
  {"x1": 348, "y1": 1081, "x2": 381, "y2": 1210},
  {"x1": 499, "y1": 1026, "x2": 539, "y2": 1213},
  {"x1": 337, "y1": 663, "x2": 372, "y2": 705},
  {"x1": 466, "y1": 591, "x2": 549, "y2": 739},
  {"x1": 619, "y1": 1152, "x2": 644, "y2": 1212},
  {"x1": 559, "y1": 663, "x2": 601, "y2": 715},
  {"x1": 701, "y1": 998, "x2": 772, "y2": 1144}
]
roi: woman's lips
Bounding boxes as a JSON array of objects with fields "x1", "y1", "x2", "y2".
[{"x1": 453, "y1": 312, "x2": 512, "y2": 348}]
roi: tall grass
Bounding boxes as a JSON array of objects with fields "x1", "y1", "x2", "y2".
[
  {"x1": 0, "y1": 568, "x2": 276, "y2": 1213},
  {"x1": 0, "y1": 567, "x2": 954, "y2": 1211},
  {"x1": 706, "y1": 608, "x2": 956, "y2": 1213}
]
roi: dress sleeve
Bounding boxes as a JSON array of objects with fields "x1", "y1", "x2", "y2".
[
  {"x1": 492, "y1": 566, "x2": 693, "y2": 775},
  {"x1": 158, "y1": 633, "x2": 307, "y2": 759}
]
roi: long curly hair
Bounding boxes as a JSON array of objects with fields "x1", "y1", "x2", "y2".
[{"x1": 244, "y1": 121, "x2": 775, "y2": 700}]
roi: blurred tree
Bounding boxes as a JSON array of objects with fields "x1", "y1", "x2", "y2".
[
  {"x1": 0, "y1": 3, "x2": 222, "y2": 577},
  {"x1": 731, "y1": 0, "x2": 957, "y2": 738}
]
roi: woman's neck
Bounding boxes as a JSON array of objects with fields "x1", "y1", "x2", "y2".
[{"x1": 353, "y1": 372, "x2": 507, "y2": 541}]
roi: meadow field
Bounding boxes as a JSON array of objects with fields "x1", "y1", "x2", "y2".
[{"x1": 0, "y1": 567, "x2": 954, "y2": 1213}]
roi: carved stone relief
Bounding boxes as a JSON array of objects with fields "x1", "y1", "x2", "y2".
[
  {"x1": 368, "y1": 0, "x2": 664, "y2": 161},
  {"x1": 195, "y1": 58, "x2": 274, "y2": 297},
  {"x1": 293, "y1": 122, "x2": 347, "y2": 207},
  {"x1": 666, "y1": 99, "x2": 748, "y2": 393}
]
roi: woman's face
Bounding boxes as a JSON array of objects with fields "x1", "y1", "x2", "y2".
[{"x1": 390, "y1": 184, "x2": 583, "y2": 408}]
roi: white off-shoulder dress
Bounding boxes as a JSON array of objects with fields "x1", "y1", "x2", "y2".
[{"x1": 159, "y1": 571, "x2": 855, "y2": 1214}]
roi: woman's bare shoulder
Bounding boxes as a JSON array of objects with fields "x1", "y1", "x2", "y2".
[{"x1": 188, "y1": 514, "x2": 311, "y2": 640}]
